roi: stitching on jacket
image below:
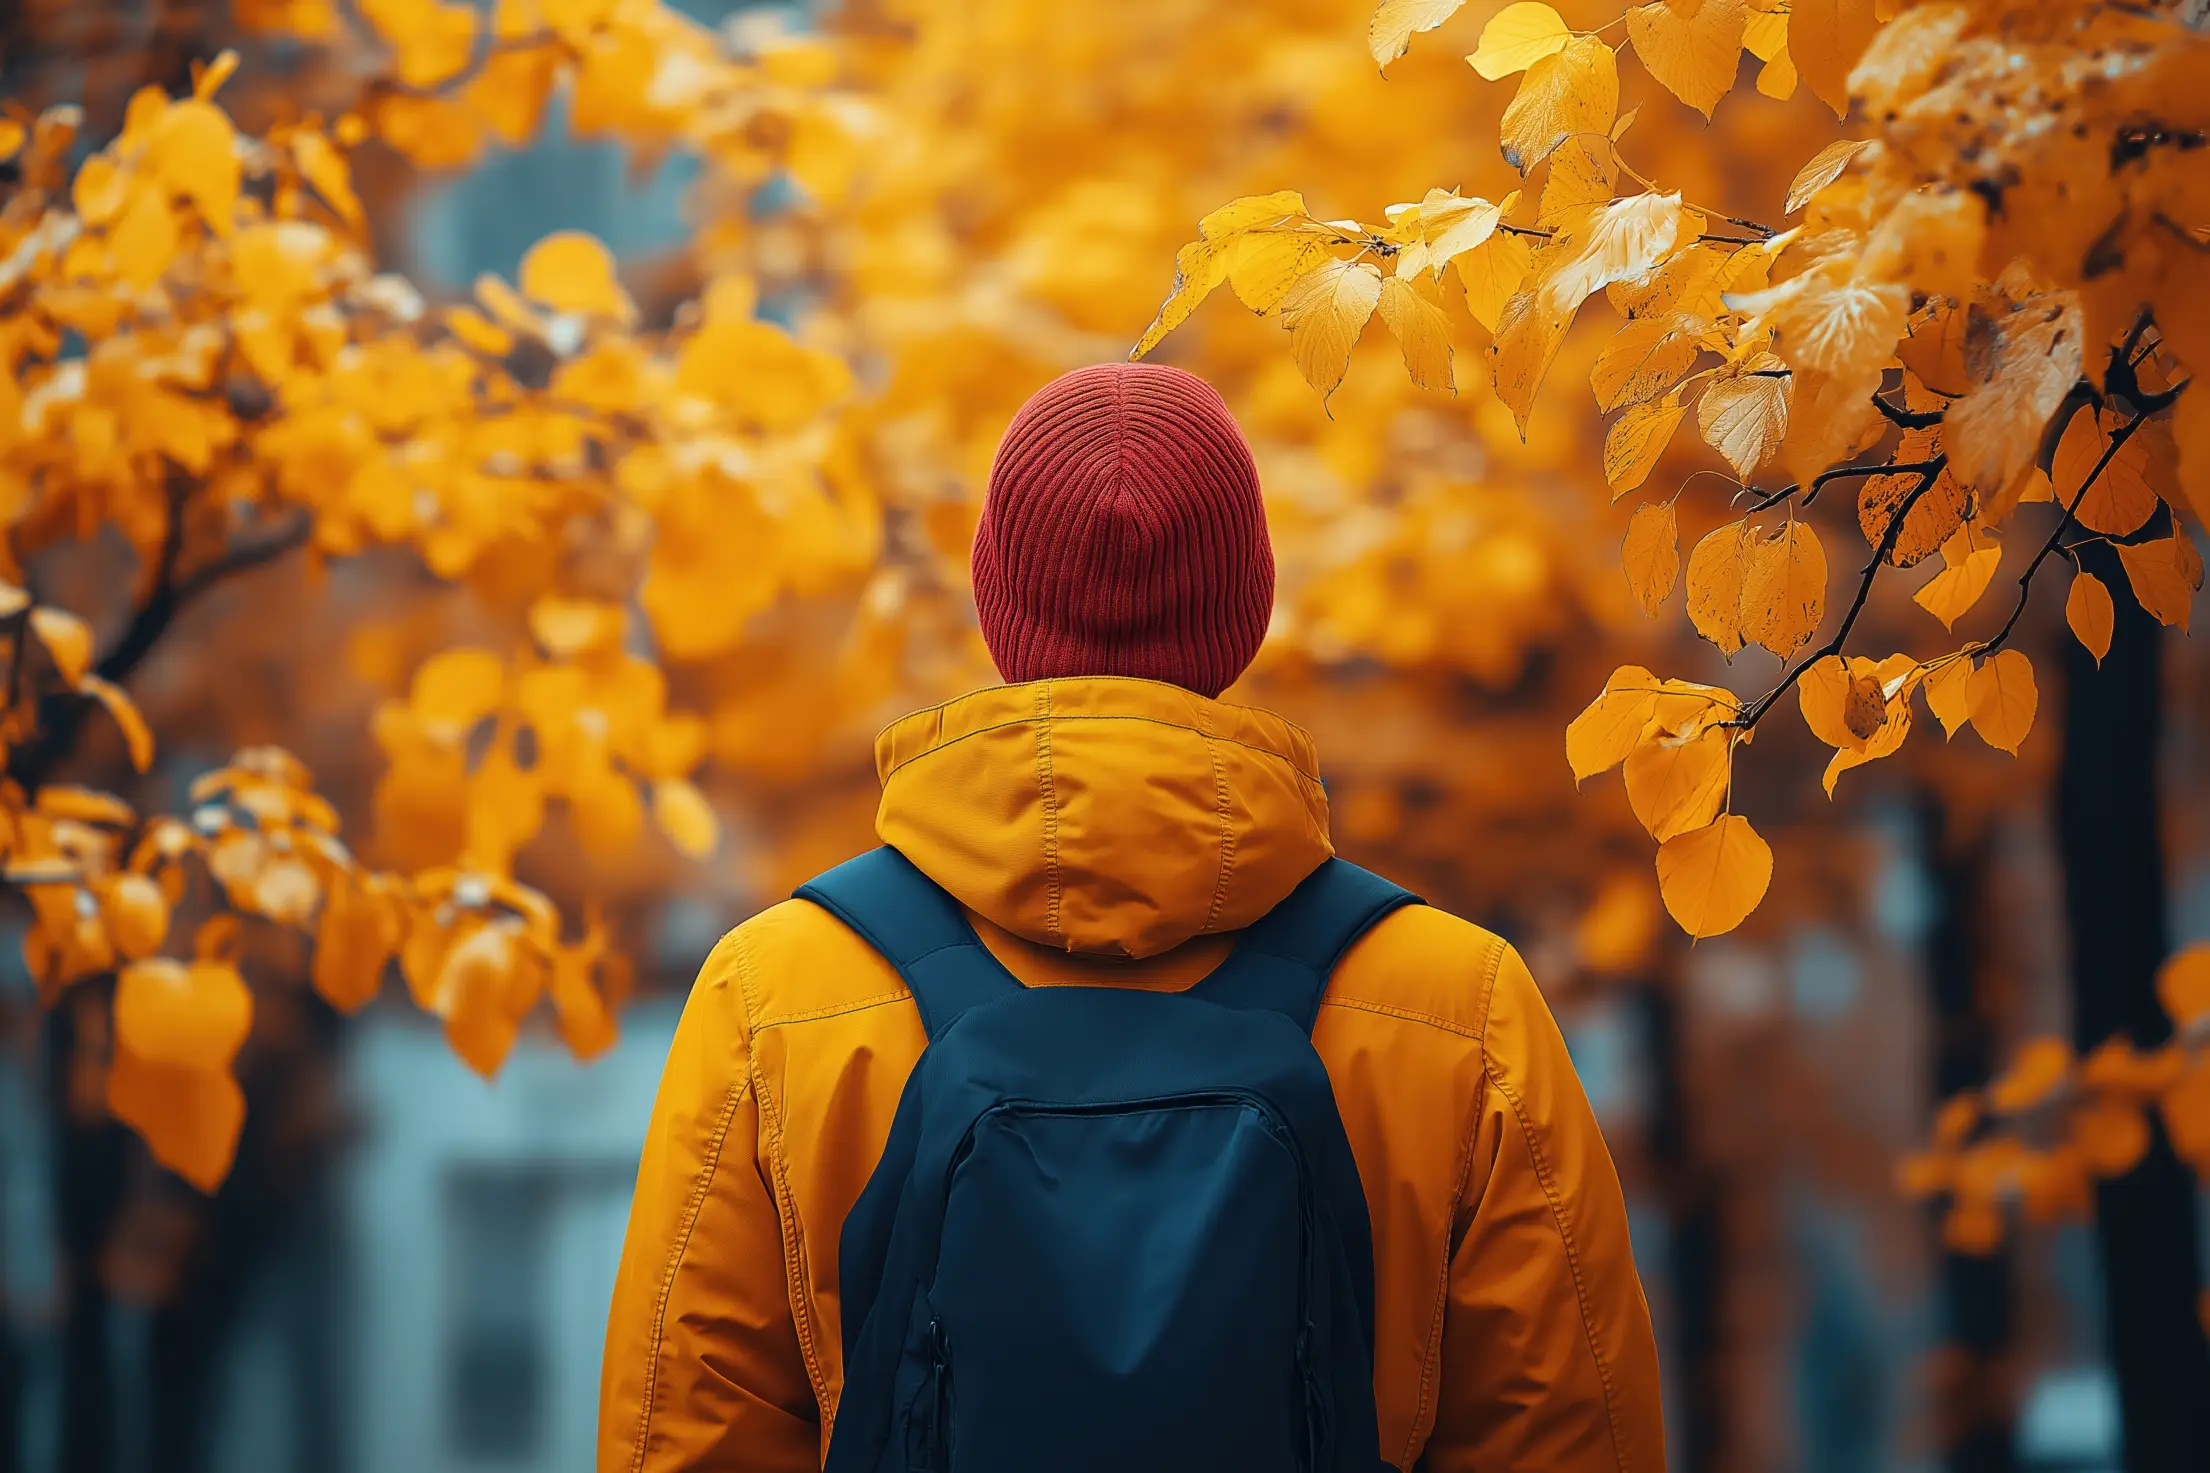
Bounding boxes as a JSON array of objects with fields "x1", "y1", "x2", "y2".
[
  {"x1": 876, "y1": 675, "x2": 1318, "y2": 758},
  {"x1": 1318, "y1": 993, "x2": 1484, "y2": 1041},
  {"x1": 1199, "y1": 718, "x2": 1235, "y2": 935},
  {"x1": 1485, "y1": 1048, "x2": 1632, "y2": 1473},
  {"x1": 1400, "y1": 934, "x2": 1504, "y2": 1468},
  {"x1": 1035, "y1": 685, "x2": 1064, "y2": 944},
  {"x1": 736, "y1": 933, "x2": 830, "y2": 1415},
  {"x1": 879, "y1": 712, "x2": 1327, "y2": 787},
  {"x1": 627, "y1": 946, "x2": 762, "y2": 1473},
  {"x1": 753, "y1": 987, "x2": 912, "y2": 1031}
]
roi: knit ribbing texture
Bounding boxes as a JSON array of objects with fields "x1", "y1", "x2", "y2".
[{"x1": 971, "y1": 362, "x2": 1274, "y2": 700}]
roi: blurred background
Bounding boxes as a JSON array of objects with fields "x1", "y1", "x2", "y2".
[{"x1": 0, "y1": 0, "x2": 2204, "y2": 1472}]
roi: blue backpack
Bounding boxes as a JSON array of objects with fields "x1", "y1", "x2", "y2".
[{"x1": 801, "y1": 847, "x2": 1417, "y2": 1473}]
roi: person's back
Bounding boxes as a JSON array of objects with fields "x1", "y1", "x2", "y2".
[{"x1": 599, "y1": 363, "x2": 1666, "y2": 1473}]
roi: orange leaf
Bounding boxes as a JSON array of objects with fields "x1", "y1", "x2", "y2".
[
  {"x1": 2066, "y1": 570, "x2": 2114, "y2": 664},
  {"x1": 2072, "y1": 1099, "x2": 2151, "y2": 1178},
  {"x1": 97, "y1": 874, "x2": 168, "y2": 960},
  {"x1": 1566, "y1": 665, "x2": 1661, "y2": 781},
  {"x1": 1988, "y1": 1036, "x2": 2071, "y2": 1114},
  {"x1": 2115, "y1": 537, "x2": 2200, "y2": 632},
  {"x1": 314, "y1": 874, "x2": 403, "y2": 1013},
  {"x1": 2056, "y1": 411, "x2": 2161, "y2": 538},
  {"x1": 1784, "y1": 138, "x2": 1874, "y2": 215},
  {"x1": 2157, "y1": 943, "x2": 2210, "y2": 1028},
  {"x1": 1655, "y1": 813, "x2": 1772, "y2": 938},
  {"x1": 1621, "y1": 501, "x2": 1679, "y2": 616},
  {"x1": 107, "y1": 1044, "x2": 244, "y2": 1192},
  {"x1": 1965, "y1": 648, "x2": 2036, "y2": 755},
  {"x1": 113, "y1": 957, "x2": 254, "y2": 1072},
  {"x1": 653, "y1": 778, "x2": 719, "y2": 860},
  {"x1": 82, "y1": 675, "x2": 154, "y2": 771},
  {"x1": 1624, "y1": 725, "x2": 1731, "y2": 842},
  {"x1": 32, "y1": 607, "x2": 93, "y2": 685},
  {"x1": 519, "y1": 230, "x2": 634, "y2": 321}
]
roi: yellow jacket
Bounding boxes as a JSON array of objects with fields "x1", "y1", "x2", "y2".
[{"x1": 600, "y1": 677, "x2": 1666, "y2": 1473}]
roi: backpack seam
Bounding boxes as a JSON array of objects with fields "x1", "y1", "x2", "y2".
[
  {"x1": 1401, "y1": 934, "x2": 1505, "y2": 1467},
  {"x1": 628, "y1": 969, "x2": 760, "y2": 1473},
  {"x1": 1483, "y1": 1059, "x2": 1631, "y2": 1473}
]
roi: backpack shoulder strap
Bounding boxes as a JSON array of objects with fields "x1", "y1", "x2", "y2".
[
  {"x1": 1192, "y1": 858, "x2": 1420, "y2": 1032},
  {"x1": 794, "y1": 847, "x2": 1022, "y2": 1040}
]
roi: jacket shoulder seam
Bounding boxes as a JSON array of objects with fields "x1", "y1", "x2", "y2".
[
  {"x1": 627, "y1": 953, "x2": 757, "y2": 1473},
  {"x1": 1482, "y1": 1049, "x2": 1633, "y2": 1473},
  {"x1": 753, "y1": 987, "x2": 913, "y2": 1031},
  {"x1": 1318, "y1": 993, "x2": 1484, "y2": 1041}
]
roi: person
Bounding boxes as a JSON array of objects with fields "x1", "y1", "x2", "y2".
[{"x1": 598, "y1": 362, "x2": 1666, "y2": 1473}]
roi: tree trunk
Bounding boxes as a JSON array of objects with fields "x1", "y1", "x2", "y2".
[
  {"x1": 1640, "y1": 978, "x2": 1727, "y2": 1473},
  {"x1": 2057, "y1": 541, "x2": 2210, "y2": 1473},
  {"x1": 1919, "y1": 796, "x2": 2016, "y2": 1473},
  {"x1": 48, "y1": 997, "x2": 128, "y2": 1473}
]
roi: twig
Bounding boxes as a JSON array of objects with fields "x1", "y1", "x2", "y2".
[
  {"x1": 1743, "y1": 460, "x2": 1942, "y2": 515},
  {"x1": 1728, "y1": 457, "x2": 1949, "y2": 729},
  {"x1": 1873, "y1": 394, "x2": 1943, "y2": 431},
  {"x1": 1979, "y1": 411, "x2": 2153, "y2": 656}
]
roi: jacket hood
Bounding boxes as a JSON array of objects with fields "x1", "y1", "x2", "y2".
[{"x1": 873, "y1": 678, "x2": 1334, "y2": 960}]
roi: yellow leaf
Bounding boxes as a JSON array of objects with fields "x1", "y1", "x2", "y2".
[
  {"x1": 409, "y1": 647, "x2": 505, "y2": 735},
  {"x1": 2116, "y1": 537, "x2": 2200, "y2": 632},
  {"x1": 1656, "y1": 814, "x2": 1772, "y2": 938},
  {"x1": 1228, "y1": 234, "x2": 1331, "y2": 312},
  {"x1": 1799, "y1": 655, "x2": 1887, "y2": 750},
  {"x1": 654, "y1": 777, "x2": 719, "y2": 860},
  {"x1": 1490, "y1": 287, "x2": 1576, "y2": 435},
  {"x1": 1756, "y1": 47, "x2": 1798, "y2": 100},
  {"x1": 107, "y1": 1044, "x2": 244, "y2": 1192},
  {"x1": 1545, "y1": 192, "x2": 1688, "y2": 309},
  {"x1": 2158, "y1": 943, "x2": 2210, "y2": 1026},
  {"x1": 1198, "y1": 191, "x2": 1310, "y2": 239},
  {"x1": 1625, "y1": 725, "x2": 1732, "y2": 841},
  {"x1": 314, "y1": 873, "x2": 401, "y2": 1013},
  {"x1": 2056, "y1": 411, "x2": 2161, "y2": 538},
  {"x1": 2065, "y1": 570, "x2": 2113, "y2": 665},
  {"x1": 1922, "y1": 656, "x2": 1973, "y2": 739},
  {"x1": 1576, "y1": 871, "x2": 1661, "y2": 974},
  {"x1": 1912, "y1": 526, "x2": 2002, "y2": 631},
  {"x1": 290, "y1": 129, "x2": 363, "y2": 228},
  {"x1": 2073, "y1": 1099, "x2": 2150, "y2": 1178},
  {"x1": 110, "y1": 186, "x2": 180, "y2": 291},
  {"x1": 144, "y1": 99, "x2": 241, "y2": 234},
  {"x1": 98, "y1": 874, "x2": 169, "y2": 960},
  {"x1": 371, "y1": 92, "x2": 485, "y2": 171},
  {"x1": 519, "y1": 230, "x2": 632, "y2": 320},
  {"x1": 0, "y1": 120, "x2": 23, "y2": 162},
  {"x1": 1458, "y1": 230, "x2": 1534, "y2": 334},
  {"x1": 32, "y1": 607, "x2": 93, "y2": 685},
  {"x1": 1988, "y1": 1036, "x2": 2072, "y2": 1114},
  {"x1": 1622, "y1": 501, "x2": 1679, "y2": 616},
  {"x1": 1132, "y1": 237, "x2": 1234, "y2": 359},
  {"x1": 1944, "y1": 294, "x2": 2084, "y2": 495},
  {"x1": 467, "y1": 43, "x2": 559, "y2": 147},
  {"x1": 433, "y1": 924, "x2": 532, "y2": 1079},
  {"x1": 1697, "y1": 355, "x2": 1790, "y2": 478},
  {"x1": 1898, "y1": 296, "x2": 1971, "y2": 396},
  {"x1": 1566, "y1": 664, "x2": 1661, "y2": 781},
  {"x1": 1740, "y1": 520, "x2": 1827, "y2": 656},
  {"x1": 1371, "y1": 0, "x2": 1469, "y2": 68},
  {"x1": 1734, "y1": 265, "x2": 1907, "y2": 381},
  {"x1": 1538, "y1": 137, "x2": 1618, "y2": 232},
  {"x1": 1784, "y1": 139, "x2": 1874, "y2": 215},
  {"x1": 1625, "y1": 0, "x2": 1747, "y2": 118},
  {"x1": 1605, "y1": 392, "x2": 1686, "y2": 497},
  {"x1": 1498, "y1": 35, "x2": 1618, "y2": 174},
  {"x1": 1860, "y1": 456, "x2": 1970, "y2": 568},
  {"x1": 528, "y1": 595, "x2": 625, "y2": 659},
  {"x1": 1407, "y1": 193, "x2": 1508, "y2": 277},
  {"x1": 1467, "y1": 1, "x2": 1572, "y2": 79},
  {"x1": 82, "y1": 675, "x2": 153, "y2": 772},
  {"x1": 1378, "y1": 274, "x2": 1456, "y2": 393},
  {"x1": 1790, "y1": 0, "x2": 1882, "y2": 119},
  {"x1": 1594, "y1": 313, "x2": 1702, "y2": 413},
  {"x1": 443, "y1": 305, "x2": 514, "y2": 357},
  {"x1": 1280, "y1": 260, "x2": 1384, "y2": 400},
  {"x1": 1822, "y1": 658, "x2": 1911, "y2": 793},
  {"x1": 1685, "y1": 518, "x2": 1749, "y2": 656},
  {"x1": 1966, "y1": 649, "x2": 2037, "y2": 754},
  {"x1": 114, "y1": 957, "x2": 253, "y2": 1072},
  {"x1": 550, "y1": 946, "x2": 618, "y2": 1060}
]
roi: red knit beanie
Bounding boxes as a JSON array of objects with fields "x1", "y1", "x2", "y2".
[{"x1": 971, "y1": 363, "x2": 1273, "y2": 700}]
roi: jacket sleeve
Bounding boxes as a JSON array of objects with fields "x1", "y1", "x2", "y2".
[
  {"x1": 1420, "y1": 944, "x2": 1667, "y2": 1473},
  {"x1": 598, "y1": 928, "x2": 820, "y2": 1473}
]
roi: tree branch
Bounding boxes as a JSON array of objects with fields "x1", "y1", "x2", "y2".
[
  {"x1": 1980, "y1": 409, "x2": 2154, "y2": 657},
  {"x1": 1874, "y1": 394, "x2": 1944, "y2": 430},
  {"x1": 1745, "y1": 460, "x2": 1943, "y2": 515},
  {"x1": 1728, "y1": 457, "x2": 1949, "y2": 728}
]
